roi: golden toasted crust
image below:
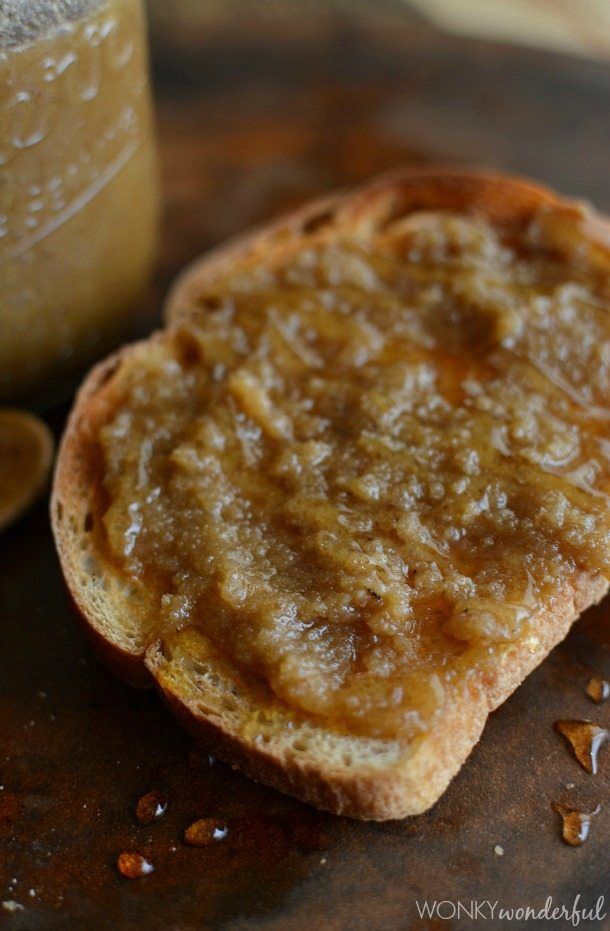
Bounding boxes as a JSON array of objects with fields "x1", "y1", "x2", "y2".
[
  {"x1": 147, "y1": 571, "x2": 606, "y2": 820},
  {"x1": 52, "y1": 169, "x2": 610, "y2": 819},
  {"x1": 52, "y1": 343, "x2": 160, "y2": 687}
]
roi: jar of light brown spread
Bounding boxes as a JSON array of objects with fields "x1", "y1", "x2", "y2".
[{"x1": 0, "y1": 0, "x2": 159, "y2": 400}]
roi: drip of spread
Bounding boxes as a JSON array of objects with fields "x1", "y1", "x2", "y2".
[
  {"x1": 554, "y1": 719, "x2": 608, "y2": 774},
  {"x1": 552, "y1": 802, "x2": 601, "y2": 846}
]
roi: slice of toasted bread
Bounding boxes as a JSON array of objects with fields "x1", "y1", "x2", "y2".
[{"x1": 52, "y1": 169, "x2": 610, "y2": 820}]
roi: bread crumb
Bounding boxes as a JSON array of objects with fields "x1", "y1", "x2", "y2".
[
  {"x1": 2, "y1": 901, "x2": 24, "y2": 912},
  {"x1": 320, "y1": 857, "x2": 327, "y2": 865},
  {"x1": 494, "y1": 844, "x2": 504, "y2": 856}
]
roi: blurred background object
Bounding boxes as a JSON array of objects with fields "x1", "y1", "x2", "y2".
[
  {"x1": 148, "y1": 0, "x2": 610, "y2": 60},
  {"x1": 408, "y1": 0, "x2": 610, "y2": 60},
  {"x1": 0, "y1": 409, "x2": 53, "y2": 533},
  {"x1": 148, "y1": 0, "x2": 341, "y2": 48},
  {"x1": 0, "y1": 0, "x2": 159, "y2": 403}
]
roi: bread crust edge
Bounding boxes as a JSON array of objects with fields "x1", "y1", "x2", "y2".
[{"x1": 144, "y1": 571, "x2": 606, "y2": 820}]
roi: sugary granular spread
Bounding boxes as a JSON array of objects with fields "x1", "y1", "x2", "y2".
[{"x1": 99, "y1": 208, "x2": 610, "y2": 740}]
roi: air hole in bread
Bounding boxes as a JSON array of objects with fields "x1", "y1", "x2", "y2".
[
  {"x1": 342, "y1": 753, "x2": 353, "y2": 767},
  {"x1": 222, "y1": 698, "x2": 238, "y2": 713},
  {"x1": 198, "y1": 295, "x2": 222, "y2": 312},
  {"x1": 292, "y1": 740, "x2": 310, "y2": 752},
  {"x1": 83, "y1": 512, "x2": 93, "y2": 532},
  {"x1": 157, "y1": 639, "x2": 171, "y2": 662},
  {"x1": 189, "y1": 661, "x2": 209, "y2": 678},
  {"x1": 174, "y1": 332, "x2": 201, "y2": 369},
  {"x1": 82, "y1": 554, "x2": 100, "y2": 578},
  {"x1": 55, "y1": 500, "x2": 63, "y2": 522},
  {"x1": 302, "y1": 209, "x2": 334, "y2": 235}
]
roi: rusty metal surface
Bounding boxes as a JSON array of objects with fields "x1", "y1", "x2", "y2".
[{"x1": 2, "y1": 5, "x2": 610, "y2": 928}]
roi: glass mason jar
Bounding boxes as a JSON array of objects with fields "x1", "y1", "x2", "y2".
[{"x1": 0, "y1": 0, "x2": 159, "y2": 401}]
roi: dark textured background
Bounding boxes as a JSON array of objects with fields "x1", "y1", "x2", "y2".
[{"x1": 2, "y1": 3, "x2": 610, "y2": 928}]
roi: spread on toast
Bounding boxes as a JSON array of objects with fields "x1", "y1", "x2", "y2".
[{"x1": 98, "y1": 204, "x2": 610, "y2": 740}]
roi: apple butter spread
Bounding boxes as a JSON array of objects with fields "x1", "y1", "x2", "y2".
[
  {"x1": 0, "y1": 0, "x2": 158, "y2": 400},
  {"x1": 98, "y1": 206, "x2": 610, "y2": 740}
]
